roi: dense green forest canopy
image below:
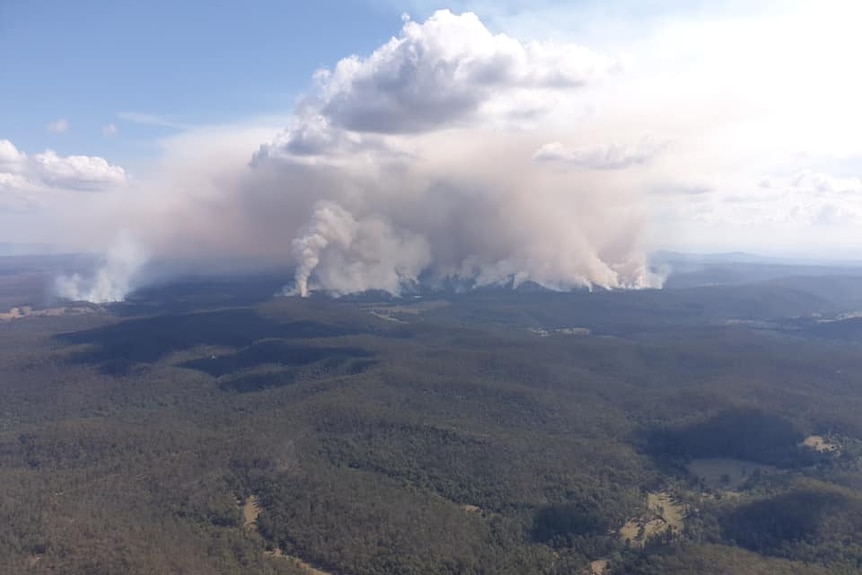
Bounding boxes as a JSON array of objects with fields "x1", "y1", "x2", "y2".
[{"x1": 2, "y1": 260, "x2": 862, "y2": 574}]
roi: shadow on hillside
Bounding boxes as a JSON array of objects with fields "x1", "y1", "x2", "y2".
[
  {"x1": 640, "y1": 407, "x2": 825, "y2": 469},
  {"x1": 56, "y1": 308, "x2": 364, "y2": 376}
]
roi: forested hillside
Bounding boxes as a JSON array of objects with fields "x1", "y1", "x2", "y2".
[{"x1": 2, "y1": 272, "x2": 862, "y2": 573}]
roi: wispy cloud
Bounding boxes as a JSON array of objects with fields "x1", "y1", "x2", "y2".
[
  {"x1": 532, "y1": 137, "x2": 669, "y2": 170},
  {"x1": 102, "y1": 123, "x2": 119, "y2": 137},
  {"x1": 117, "y1": 112, "x2": 185, "y2": 129},
  {"x1": 46, "y1": 119, "x2": 69, "y2": 133}
]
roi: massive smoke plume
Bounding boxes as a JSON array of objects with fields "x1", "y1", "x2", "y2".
[
  {"x1": 257, "y1": 125, "x2": 656, "y2": 296},
  {"x1": 3, "y1": 3, "x2": 852, "y2": 305},
  {"x1": 289, "y1": 200, "x2": 432, "y2": 297},
  {"x1": 51, "y1": 10, "x2": 667, "y2": 302},
  {"x1": 252, "y1": 10, "x2": 659, "y2": 296}
]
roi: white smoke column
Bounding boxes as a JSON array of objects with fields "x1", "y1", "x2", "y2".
[
  {"x1": 289, "y1": 201, "x2": 432, "y2": 297},
  {"x1": 290, "y1": 201, "x2": 353, "y2": 297},
  {"x1": 55, "y1": 235, "x2": 148, "y2": 303}
]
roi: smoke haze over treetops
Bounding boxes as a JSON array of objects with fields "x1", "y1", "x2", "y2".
[{"x1": 54, "y1": 234, "x2": 147, "y2": 304}]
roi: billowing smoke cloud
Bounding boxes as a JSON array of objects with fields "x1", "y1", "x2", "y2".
[
  {"x1": 45, "y1": 10, "x2": 663, "y2": 300},
  {"x1": 289, "y1": 201, "x2": 432, "y2": 297},
  {"x1": 55, "y1": 235, "x2": 148, "y2": 303},
  {"x1": 245, "y1": 10, "x2": 656, "y2": 296},
  {"x1": 251, "y1": 125, "x2": 656, "y2": 295}
]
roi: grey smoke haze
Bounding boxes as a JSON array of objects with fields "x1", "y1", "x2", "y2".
[
  {"x1": 203, "y1": 123, "x2": 656, "y2": 296},
  {"x1": 55, "y1": 10, "x2": 662, "y2": 302}
]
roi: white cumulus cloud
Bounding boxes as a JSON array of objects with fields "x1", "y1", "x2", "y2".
[
  {"x1": 0, "y1": 140, "x2": 27, "y2": 173},
  {"x1": 0, "y1": 139, "x2": 128, "y2": 221},
  {"x1": 0, "y1": 139, "x2": 127, "y2": 193},
  {"x1": 33, "y1": 150, "x2": 127, "y2": 190}
]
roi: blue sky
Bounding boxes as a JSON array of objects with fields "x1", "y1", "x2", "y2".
[
  {"x1": 2, "y1": 0, "x2": 731, "y2": 162},
  {"x1": 1, "y1": 0, "x2": 861, "y2": 299},
  {"x1": 1, "y1": 0, "x2": 407, "y2": 162}
]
